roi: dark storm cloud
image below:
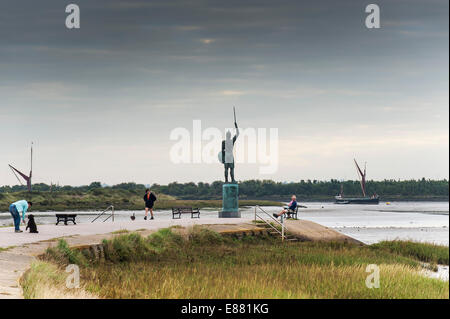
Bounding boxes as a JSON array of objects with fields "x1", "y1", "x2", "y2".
[
  {"x1": 0, "y1": 0, "x2": 447, "y2": 110},
  {"x1": 0, "y1": 0, "x2": 448, "y2": 115},
  {"x1": 1, "y1": 1, "x2": 446, "y2": 70}
]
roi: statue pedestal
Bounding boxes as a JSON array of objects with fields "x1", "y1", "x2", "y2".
[{"x1": 219, "y1": 183, "x2": 240, "y2": 218}]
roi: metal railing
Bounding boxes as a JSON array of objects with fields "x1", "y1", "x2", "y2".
[
  {"x1": 91, "y1": 205, "x2": 115, "y2": 223},
  {"x1": 254, "y1": 205, "x2": 287, "y2": 241}
]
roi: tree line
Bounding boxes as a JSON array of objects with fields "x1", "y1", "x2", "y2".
[{"x1": 0, "y1": 179, "x2": 448, "y2": 200}]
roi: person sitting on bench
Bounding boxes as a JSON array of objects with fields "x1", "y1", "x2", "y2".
[{"x1": 273, "y1": 195, "x2": 297, "y2": 219}]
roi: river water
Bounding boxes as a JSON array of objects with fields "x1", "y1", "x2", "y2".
[{"x1": 1, "y1": 201, "x2": 448, "y2": 246}]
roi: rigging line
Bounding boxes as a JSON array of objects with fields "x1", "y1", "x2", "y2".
[{"x1": 9, "y1": 166, "x2": 24, "y2": 186}]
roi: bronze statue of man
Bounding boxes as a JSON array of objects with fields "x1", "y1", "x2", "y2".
[{"x1": 219, "y1": 108, "x2": 239, "y2": 183}]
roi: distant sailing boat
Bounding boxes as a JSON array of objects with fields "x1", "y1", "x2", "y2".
[{"x1": 334, "y1": 159, "x2": 379, "y2": 204}]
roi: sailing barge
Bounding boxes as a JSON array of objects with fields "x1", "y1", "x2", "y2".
[{"x1": 335, "y1": 159, "x2": 379, "y2": 205}]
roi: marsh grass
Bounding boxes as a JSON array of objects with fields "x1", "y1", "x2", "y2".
[
  {"x1": 111, "y1": 229, "x2": 130, "y2": 234},
  {"x1": 370, "y1": 240, "x2": 449, "y2": 265},
  {"x1": 28, "y1": 229, "x2": 449, "y2": 299},
  {"x1": 83, "y1": 262, "x2": 447, "y2": 299},
  {"x1": 20, "y1": 260, "x2": 97, "y2": 299}
]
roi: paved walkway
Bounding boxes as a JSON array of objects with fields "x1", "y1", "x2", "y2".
[
  {"x1": 285, "y1": 219, "x2": 363, "y2": 244},
  {"x1": 0, "y1": 218, "x2": 249, "y2": 249},
  {"x1": 0, "y1": 218, "x2": 359, "y2": 299}
]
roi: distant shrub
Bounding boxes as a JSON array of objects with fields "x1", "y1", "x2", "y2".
[
  {"x1": 147, "y1": 227, "x2": 183, "y2": 252},
  {"x1": 44, "y1": 239, "x2": 87, "y2": 266},
  {"x1": 91, "y1": 189, "x2": 104, "y2": 196},
  {"x1": 101, "y1": 228, "x2": 184, "y2": 262},
  {"x1": 189, "y1": 226, "x2": 224, "y2": 245}
]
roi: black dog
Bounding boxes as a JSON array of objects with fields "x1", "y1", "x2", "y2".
[{"x1": 26, "y1": 214, "x2": 39, "y2": 233}]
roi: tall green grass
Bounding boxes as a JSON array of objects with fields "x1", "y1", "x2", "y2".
[
  {"x1": 21, "y1": 261, "x2": 97, "y2": 299},
  {"x1": 370, "y1": 240, "x2": 449, "y2": 265},
  {"x1": 44, "y1": 239, "x2": 88, "y2": 266}
]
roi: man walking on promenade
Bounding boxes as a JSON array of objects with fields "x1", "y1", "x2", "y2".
[
  {"x1": 9, "y1": 200, "x2": 32, "y2": 233},
  {"x1": 143, "y1": 189, "x2": 157, "y2": 220}
]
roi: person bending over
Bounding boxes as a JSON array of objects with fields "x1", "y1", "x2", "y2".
[
  {"x1": 143, "y1": 189, "x2": 157, "y2": 220},
  {"x1": 273, "y1": 195, "x2": 297, "y2": 219},
  {"x1": 9, "y1": 200, "x2": 32, "y2": 233}
]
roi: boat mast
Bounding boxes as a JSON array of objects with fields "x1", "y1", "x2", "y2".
[
  {"x1": 354, "y1": 159, "x2": 366, "y2": 197},
  {"x1": 29, "y1": 142, "x2": 33, "y2": 192}
]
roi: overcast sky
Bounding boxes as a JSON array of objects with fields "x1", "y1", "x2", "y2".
[{"x1": 0, "y1": 0, "x2": 448, "y2": 186}]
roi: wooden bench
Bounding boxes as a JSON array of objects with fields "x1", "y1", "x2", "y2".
[
  {"x1": 285, "y1": 206, "x2": 298, "y2": 220},
  {"x1": 285, "y1": 205, "x2": 307, "y2": 220},
  {"x1": 56, "y1": 214, "x2": 77, "y2": 225},
  {"x1": 172, "y1": 207, "x2": 200, "y2": 219}
]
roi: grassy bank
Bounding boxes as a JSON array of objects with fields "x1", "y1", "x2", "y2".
[
  {"x1": 21, "y1": 229, "x2": 449, "y2": 299},
  {"x1": 21, "y1": 261, "x2": 97, "y2": 299},
  {"x1": 370, "y1": 241, "x2": 449, "y2": 266},
  {"x1": 0, "y1": 190, "x2": 282, "y2": 212}
]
